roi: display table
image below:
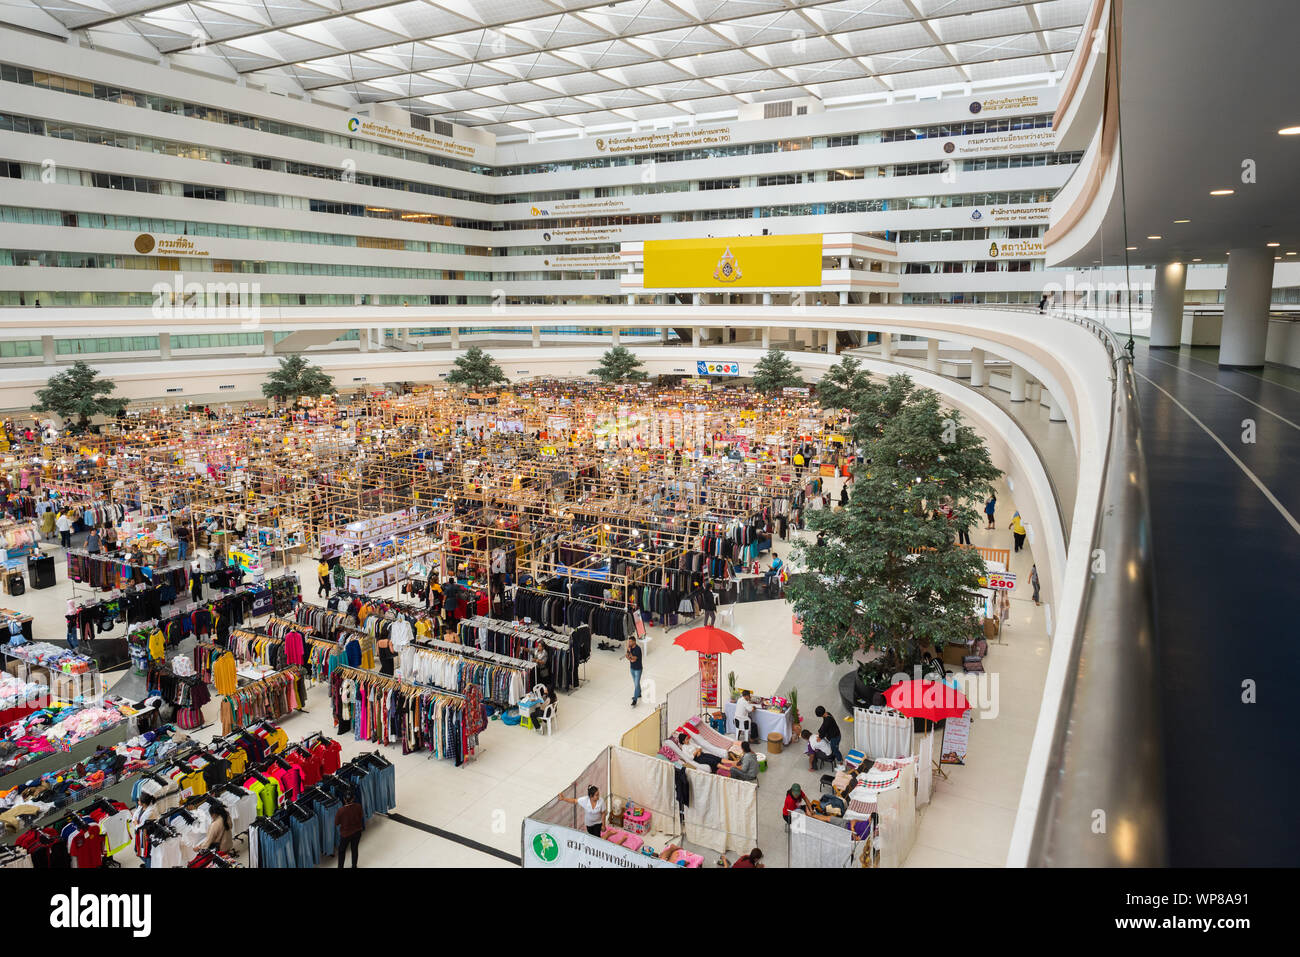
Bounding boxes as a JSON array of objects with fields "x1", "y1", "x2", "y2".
[{"x1": 724, "y1": 699, "x2": 794, "y2": 745}]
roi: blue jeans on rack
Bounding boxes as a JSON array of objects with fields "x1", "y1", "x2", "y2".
[{"x1": 290, "y1": 813, "x2": 321, "y2": 868}]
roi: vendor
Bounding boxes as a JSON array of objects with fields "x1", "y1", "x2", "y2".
[
  {"x1": 526, "y1": 686, "x2": 556, "y2": 733},
  {"x1": 782, "y1": 783, "x2": 812, "y2": 823},
  {"x1": 556, "y1": 785, "x2": 606, "y2": 838}
]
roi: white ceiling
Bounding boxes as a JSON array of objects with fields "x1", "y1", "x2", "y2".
[{"x1": 18, "y1": 0, "x2": 1087, "y2": 137}]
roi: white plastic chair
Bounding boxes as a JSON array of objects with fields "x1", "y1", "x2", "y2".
[
  {"x1": 734, "y1": 716, "x2": 751, "y2": 741},
  {"x1": 538, "y1": 702, "x2": 556, "y2": 736}
]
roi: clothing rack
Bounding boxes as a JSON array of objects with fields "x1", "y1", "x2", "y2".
[
  {"x1": 401, "y1": 637, "x2": 534, "y2": 707},
  {"x1": 217, "y1": 667, "x2": 306, "y2": 735}
]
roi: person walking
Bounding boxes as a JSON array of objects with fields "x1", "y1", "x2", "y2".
[
  {"x1": 1030, "y1": 564, "x2": 1041, "y2": 605},
  {"x1": 335, "y1": 790, "x2": 364, "y2": 868},
  {"x1": 839, "y1": 483, "x2": 849, "y2": 508},
  {"x1": 814, "y1": 705, "x2": 843, "y2": 763},
  {"x1": 984, "y1": 494, "x2": 997, "y2": 530},
  {"x1": 56, "y1": 510, "x2": 72, "y2": 548},
  {"x1": 1038, "y1": 291, "x2": 1048, "y2": 314},
  {"x1": 317, "y1": 558, "x2": 331, "y2": 598},
  {"x1": 1008, "y1": 511, "x2": 1027, "y2": 552},
  {"x1": 696, "y1": 579, "x2": 717, "y2": 627},
  {"x1": 626, "y1": 635, "x2": 643, "y2": 707},
  {"x1": 556, "y1": 785, "x2": 606, "y2": 837}
]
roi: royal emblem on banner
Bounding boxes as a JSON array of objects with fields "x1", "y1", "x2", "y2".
[{"x1": 713, "y1": 247, "x2": 742, "y2": 282}]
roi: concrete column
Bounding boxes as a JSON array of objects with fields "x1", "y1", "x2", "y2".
[
  {"x1": 532, "y1": 326, "x2": 541, "y2": 348},
  {"x1": 158, "y1": 332, "x2": 171, "y2": 360},
  {"x1": 692, "y1": 327, "x2": 700, "y2": 348},
  {"x1": 839, "y1": 256, "x2": 848, "y2": 270},
  {"x1": 926, "y1": 338, "x2": 940, "y2": 373},
  {"x1": 880, "y1": 331, "x2": 892, "y2": 359},
  {"x1": 612, "y1": 327, "x2": 621, "y2": 344},
  {"x1": 660, "y1": 327, "x2": 670, "y2": 344},
  {"x1": 762, "y1": 292, "x2": 772, "y2": 305},
  {"x1": 626, "y1": 294, "x2": 635, "y2": 305},
  {"x1": 838, "y1": 291, "x2": 848, "y2": 305},
  {"x1": 1150, "y1": 261, "x2": 1187, "y2": 348},
  {"x1": 1010, "y1": 364, "x2": 1027, "y2": 402},
  {"x1": 1220, "y1": 247, "x2": 1274, "y2": 368},
  {"x1": 827, "y1": 329, "x2": 838, "y2": 355},
  {"x1": 1048, "y1": 392, "x2": 1067, "y2": 422},
  {"x1": 1028, "y1": 381, "x2": 1041, "y2": 403},
  {"x1": 358, "y1": 329, "x2": 370, "y2": 353},
  {"x1": 42, "y1": 335, "x2": 55, "y2": 365},
  {"x1": 762, "y1": 326, "x2": 771, "y2": 349},
  {"x1": 450, "y1": 327, "x2": 460, "y2": 348},
  {"x1": 970, "y1": 347, "x2": 986, "y2": 386}
]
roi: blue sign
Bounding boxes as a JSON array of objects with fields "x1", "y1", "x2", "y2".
[{"x1": 697, "y1": 360, "x2": 740, "y2": 376}]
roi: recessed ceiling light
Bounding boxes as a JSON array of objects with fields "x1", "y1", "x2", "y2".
[
  {"x1": 1147, "y1": 235, "x2": 1162, "y2": 239},
  {"x1": 1126, "y1": 246, "x2": 1137, "y2": 250},
  {"x1": 1210, "y1": 189, "x2": 1234, "y2": 195},
  {"x1": 1267, "y1": 242, "x2": 1280, "y2": 247},
  {"x1": 1192, "y1": 258, "x2": 1202, "y2": 262},
  {"x1": 1279, "y1": 126, "x2": 1300, "y2": 135},
  {"x1": 1173, "y1": 219, "x2": 1190, "y2": 223},
  {"x1": 1288, "y1": 251, "x2": 1297, "y2": 256}
]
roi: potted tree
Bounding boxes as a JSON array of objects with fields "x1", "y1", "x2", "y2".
[{"x1": 788, "y1": 366, "x2": 1001, "y2": 714}]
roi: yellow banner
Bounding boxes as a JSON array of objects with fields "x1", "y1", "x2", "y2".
[{"x1": 642, "y1": 234, "x2": 823, "y2": 288}]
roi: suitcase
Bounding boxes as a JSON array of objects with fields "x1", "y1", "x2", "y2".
[{"x1": 27, "y1": 554, "x2": 55, "y2": 590}]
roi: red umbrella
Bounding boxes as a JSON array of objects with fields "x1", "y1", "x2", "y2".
[
  {"x1": 672, "y1": 626, "x2": 744, "y2": 655},
  {"x1": 883, "y1": 679, "x2": 970, "y2": 722}
]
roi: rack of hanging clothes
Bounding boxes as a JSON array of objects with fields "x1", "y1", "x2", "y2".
[
  {"x1": 291, "y1": 602, "x2": 376, "y2": 669},
  {"x1": 399, "y1": 637, "x2": 534, "y2": 707},
  {"x1": 145, "y1": 659, "x2": 211, "y2": 729},
  {"x1": 218, "y1": 668, "x2": 306, "y2": 735},
  {"x1": 456, "y1": 615, "x2": 583, "y2": 692},
  {"x1": 225, "y1": 628, "x2": 287, "y2": 670},
  {"x1": 65, "y1": 550, "x2": 190, "y2": 594},
  {"x1": 329, "y1": 666, "x2": 484, "y2": 766},
  {"x1": 265, "y1": 616, "x2": 311, "y2": 666},
  {"x1": 513, "y1": 582, "x2": 632, "y2": 645}
]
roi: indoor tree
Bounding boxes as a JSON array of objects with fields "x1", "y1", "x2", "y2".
[
  {"x1": 787, "y1": 373, "x2": 1002, "y2": 691},
  {"x1": 446, "y1": 345, "x2": 508, "y2": 390},
  {"x1": 261, "y1": 354, "x2": 335, "y2": 407},
  {"x1": 589, "y1": 344, "x2": 648, "y2": 383},
  {"x1": 750, "y1": 347, "x2": 804, "y2": 395},
  {"x1": 31, "y1": 360, "x2": 127, "y2": 434}
]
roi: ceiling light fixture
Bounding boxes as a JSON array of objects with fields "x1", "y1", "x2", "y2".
[
  {"x1": 1278, "y1": 126, "x2": 1300, "y2": 135},
  {"x1": 1126, "y1": 246, "x2": 1137, "y2": 250},
  {"x1": 1267, "y1": 242, "x2": 1280, "y2": 247},
  {"x1": 1192, "y1": 258, "x2": 1202, "y2": 262},
  {"x1": 1173, "y1": 219, "x2": 1190, "y2": 223},
  {"x1": 1210, "y1": 189, "x2": 1234, "y2": 196},
  {"x1": 1147, "y1": 235, "x2": 1162, "y2": 239}
]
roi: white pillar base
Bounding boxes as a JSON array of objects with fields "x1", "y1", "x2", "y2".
[
  {"x1": 926, "y1": 338, "x2": 940, "y2": 373},
  {"x1": 1010, "y1": 365, "x2": 1027, "y2": 402},
  {"x1": 1150, "y1": 261, "x2": 1188, "y2": 348},
  {"x1": 970, "y1": 347, "x2": 985, "y2": 386},
  {"x1": 1220, "y1": 247, "x2": 1274, "y2": 368}
]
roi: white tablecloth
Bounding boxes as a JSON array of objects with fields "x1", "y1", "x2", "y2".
[{"x1": 724, "y1": 700, "x2": 794, "y2": 745}]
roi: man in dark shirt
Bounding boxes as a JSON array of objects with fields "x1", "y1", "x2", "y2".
[
  {"x1": 626, "y1": 636, "x2": 643, "y2": 707},
  {"x1": 696, "y1": 580, "x2": 717, "y2": 627},
  {"x1": 815, "y1": 705, "x2": 843, "y2": 763}
]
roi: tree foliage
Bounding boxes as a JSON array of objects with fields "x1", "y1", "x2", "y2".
[
  {"x1": 816, "y1": 354, "x2": 868, "y2": 411},
  {"x1": 787, "y1": 374, "x2": 1002, "y2": 685},
  {"x1": 589, "y1": 345, "x2": 648, "y2": 383},
  {"x1": 750, "y1": 347, "x2": 804, "y2": 395},
  {"x1": 31, "y1": 360, "x2": 127, "y2": 433},
  {"x1": 445, "y1": 345, "x2": 508, "y2": 390},
  {"x1": 261, "y1": 354, "x2": 335, "y2": 405}
]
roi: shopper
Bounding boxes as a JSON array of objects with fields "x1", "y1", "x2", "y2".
[
  {"x1": 131, "y1": 793, "x2": 159, "y2": 868},
  {"x1": 839, "y1": 483, "x2": 849, "y2": 508},
  {"x1": 731, "y1": 848, "x2": 764, "y2": 868},
  {"x1": 1030, "y1": 564, "x2": 1041, "y2": 605},
  {"x1": 317, "y1": 558, "x2": 330, "y2": 598},
  {"x1": 39, "y1": 507, "x2": 55, "y2": 541},
  {"x1": 729, "y1": 741, "x2": 759, "y2": 782},
  {"x1": 696, "y1": 580, "x2": 717, "y2": 627},
  {"x1": 56, "y1": 510, "x2": 71, "y2": 548},
  {"x1": 814, "y1": 705, "x2": 843, "y2": 763},
  {"x1": 335, "y1": 790, "x2": 364, "y2": 868},
  {"x1": 626, "y1": 635, "x2": 643, "y2": 707},
  {"x1": 984, "y1": 494, "x2": 997, "y2": 530},
  {"x1": 956, "y1": 510, "x2": 972, "y2": 546},
  {"x1": 85, "y1": 527, "x2": 101, "y2": 554},
  {"x1": 376, "y1": 631, "x2": 396, "y2": 677},
  {"x1": 102, "y1": 525, "x2": 117, "y2": 553},
  {"x1": 1009, "y1": 511, "x2": 1027, "y2": 552},
  {"x1": 557, "y1": 784, "x2": 606, "y2": 837},
  {"x1": 1038, "y1": 291, "x2": 1048, "y2": 314},
  {"x1": 204, "y1": 804, "x2": 234, "y2": 854},
  {"x1": 764, "y1": 553, "x2": 783, "y2": 587}
]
